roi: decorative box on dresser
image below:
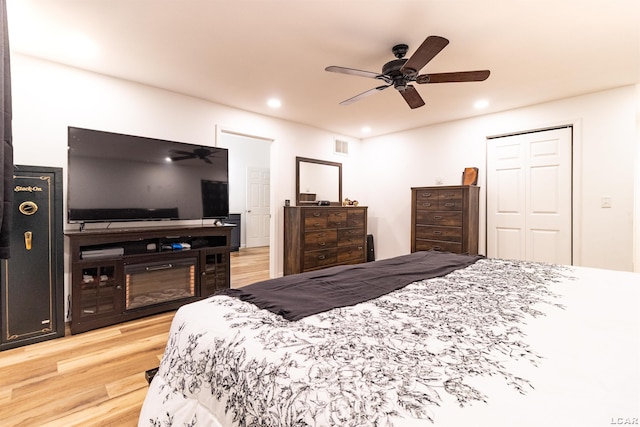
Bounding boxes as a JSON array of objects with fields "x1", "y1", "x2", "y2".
[
  {"x1": 284, "y1": 206, "x2": 367, "y2": 275},
  {"x1": 411, "y1": 185, "x2": 479, "y2": 255}
]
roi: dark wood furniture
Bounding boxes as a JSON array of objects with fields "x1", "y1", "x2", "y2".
[
  {"x1": 284, "y1": 206, "x2": 367, "y2": 275},
  {"x1": 1, "y1": 165, "x2": 64, "y2": 351},
  {"x1": 66, "y1": 225, "x2": 232, "y2": 334},
  {"x1": 411, "y1": 185, "x2": 479, "y2": 255}
]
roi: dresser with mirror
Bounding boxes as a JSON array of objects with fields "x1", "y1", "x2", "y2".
[{"x1": 284, "y1": 157, "x2": 368, "y2": 275}]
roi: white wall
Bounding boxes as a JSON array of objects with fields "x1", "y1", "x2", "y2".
[{"x1": 361, "y1": 85, "x2": 638, "y2": 272}]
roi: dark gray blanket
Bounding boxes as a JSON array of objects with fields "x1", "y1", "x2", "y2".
[{"x1": 217, "y1": 251, "x2": 483, "y2": 321}]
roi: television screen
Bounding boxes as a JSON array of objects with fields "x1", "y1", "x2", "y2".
[{"x1": 67, "y1": 127, "x2": 229, "y2": 223}]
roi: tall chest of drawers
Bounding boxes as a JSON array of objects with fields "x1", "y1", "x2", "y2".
[
  {"x1": 411, "y1": 185, "x2": 479, "y2": 255},
  {"x1": 284, "y1": 206, "x2": 368, "y2": 275}
]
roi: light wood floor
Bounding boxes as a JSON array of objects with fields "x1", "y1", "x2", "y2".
[{"x1": 0, "y1": 246, "x2": 270, "y2": 427}]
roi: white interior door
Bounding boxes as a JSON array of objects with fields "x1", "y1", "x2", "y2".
[
  {"x1": 487, "y1": 127, "x2": 572, "y2": 264},
  {"x1": 246, "y1": 167, "x2": 270, "y2": 247}
]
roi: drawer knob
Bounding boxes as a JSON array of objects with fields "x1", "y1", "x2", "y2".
[
  {"x1": 422, "y1": 192, "x2": 432, "y2": 197},
  {"x1": 445, "y1": 203, "x2": 454, "y2": 207},
  {"x1": 313, "y1": 212, "x2": 321, "y2": 217},
  {"x1": 318, "y1": 255, "x2": 326, "y2": 260},
  {"x1": 422, "y1": 203, "x2": 432, "y2": 207},
  {"x1": 434, "y1": 215, "x2": 443, "y2": 220},
  {"x1": 433, "y1": 246, "x2": 442, "y2": 251},
  {"x1": 433, "y1": 231, "x2": 442, "y2": 235},
  {"x1": 319, "y1": 242, "x2": 326, "y2": 246}
]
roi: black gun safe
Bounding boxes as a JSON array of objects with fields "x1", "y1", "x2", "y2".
[{"x1": 0, "y1": 165, "x2": 64, "y2": 350}]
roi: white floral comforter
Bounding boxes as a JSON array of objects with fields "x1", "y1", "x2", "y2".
[{"x1": 139, "y1": 258, "x2": 639, "y2": 427}]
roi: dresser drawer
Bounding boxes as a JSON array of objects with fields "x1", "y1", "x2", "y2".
[
  {"x1": 303, "y1": 248, "x2": 337, "y2": 270},
  {"x1": 304, "y1": 212, "x2": 328, "y2": 229},
  {"x1": 338, "y1": 228, "x2": 364, "y2": 246},
  {"x1": 415, "y1": 225, "x2": 462, "y2": 242},
  {"x1": 414, "y1": 197, "x2": 439, "y2": 210},
  {"x1": 415, "y1": 189, "x2": 463, "y2": 211},
  {"x1": 304, "y1": 209, "x2": 328, "y2": 220},
  {"x1": 304, "y1": 229, "x2": 338, "y2": 251},
  {"x1": 415, "y1": 211, "x2": 463, "y2": 227},
  {"x1": 337, "y1": 245, "x2": 366, "y2": 263},
  {"x1": 415, "y1": 189, "x2": 438, "y2": 203},
  {"x1": 328, "y1": 210, "x2": 348, "y2": 228},
  {"x1": 415, "y1": 239, "x2": 462, "y2": 253},
  {"x1": 347, "y1": 209, "x2": 366, "y2": 227}
]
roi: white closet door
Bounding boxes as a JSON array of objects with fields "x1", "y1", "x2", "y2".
[{"x1": 487, "y1": 127, "x2": 572, "y2": 264}]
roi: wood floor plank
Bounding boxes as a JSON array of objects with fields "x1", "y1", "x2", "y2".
[
  {"x1": 0, "y1": 246, "x2": 269, "y2": 426},
  {"x1": 39, "y1": 387, "x2": 149, "y2": 427}
]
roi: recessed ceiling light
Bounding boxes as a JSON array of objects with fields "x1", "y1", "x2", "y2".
[
  {"x1": 267, "y1": 98, "x2": 282, "y2": 108},
  {"x1": 361, "y1": 126, "x2": 371, "y2": 133},
  {"x1": 474, "y1": 99, "x2": 489, "y2": 109}
]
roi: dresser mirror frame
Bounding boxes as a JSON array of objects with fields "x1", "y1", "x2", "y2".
[{"x1": 295, "y1": 157, "x2": 342, "y2": 206}]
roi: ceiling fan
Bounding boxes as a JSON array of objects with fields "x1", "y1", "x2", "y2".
[
  {"x1": 325, "y1": 35, "x2": 490, "y2": 109},
  {"x1": 169, "y1": 147, "x2": 217, "y2": 164}
]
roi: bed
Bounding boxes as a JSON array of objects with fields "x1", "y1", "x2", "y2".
[{"x1": 138, "y1": 251, "x2": 639, "y2": 427}]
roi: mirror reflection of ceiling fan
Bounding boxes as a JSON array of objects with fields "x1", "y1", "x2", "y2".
[
  {"x1": 169, "y1": 147, "x2": 218, "y2": 164},
  {"x1": 325, "y1": 35, "x2": 490, "y2": 109}
]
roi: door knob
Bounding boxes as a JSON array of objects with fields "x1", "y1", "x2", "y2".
[{"x1": 24, "y1": 231, "x2": 32, "y2": 250}]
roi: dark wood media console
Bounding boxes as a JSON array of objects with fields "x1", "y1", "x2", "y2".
[{"x1": 66, "y1": 225, "x2": 232, "y2": 334}]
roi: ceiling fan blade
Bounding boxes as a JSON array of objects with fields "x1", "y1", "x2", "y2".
[
  {"x1": 339, "y1": 85, "x2": 391, "y2": 106},
  {"x1": 399, "y1": 86, "x2": 425, "y2": 109},
  {"x1": 170, "y1": 150, "x2": 193, "y2": 156},
  {"x1": 170, "y1": 155, "x2": 194, "y2": 161},
  {"x1": 416, "y1": 70, "x2": 491, "y2": 84},
  {"x1": 400, "y1": 36, "x2": 449, "y2": 76},
  {"x1": 325, "y1": 66, "x2": 386, "y2": 80}
]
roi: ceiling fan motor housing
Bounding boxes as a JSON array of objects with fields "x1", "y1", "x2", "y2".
[{"x1": 382, "y1": 58, "x2": 411, "y2": 91}]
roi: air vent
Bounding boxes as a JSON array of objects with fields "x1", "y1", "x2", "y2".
[{"x1": 334, "y1": 139, "x2": 349, "y2": 155}]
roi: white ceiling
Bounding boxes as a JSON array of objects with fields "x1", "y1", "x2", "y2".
[{"x1": 6, "y1": 0, "x2": 640, "y2": 138}]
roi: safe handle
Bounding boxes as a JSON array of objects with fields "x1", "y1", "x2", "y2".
[{"x1": 24, "y1": 231, "x2": 32, "y2": 250}]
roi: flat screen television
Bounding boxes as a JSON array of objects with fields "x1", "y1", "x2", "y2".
[{"x1": 67, "y1": 127, "x2": 229, "y2": 223}]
